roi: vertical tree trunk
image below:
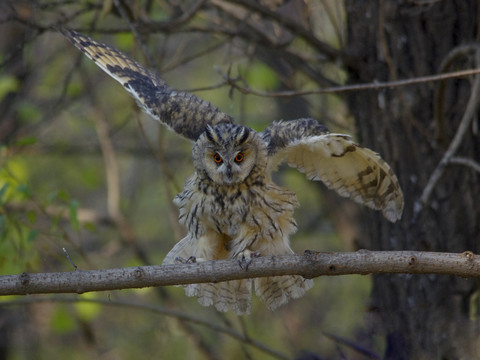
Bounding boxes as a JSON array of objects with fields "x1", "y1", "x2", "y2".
[{"x1": 345, "y1": 1, "x2": 480, "y2": 358}]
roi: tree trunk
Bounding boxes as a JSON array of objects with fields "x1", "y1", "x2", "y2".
[{"x1": 345, "y1": 1, "x2": 480, "y2": 358}]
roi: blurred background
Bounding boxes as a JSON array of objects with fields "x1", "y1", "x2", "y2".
[{"x1": 0, "y1": 1, "x2": 479, "y2": 359}]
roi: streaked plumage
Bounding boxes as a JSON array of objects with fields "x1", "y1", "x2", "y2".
[{"x1": 62, "y1": 29, "x2": 404, "y2": 314}]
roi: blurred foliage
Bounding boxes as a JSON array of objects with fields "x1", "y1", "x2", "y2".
[
  {"x1": 0, "y1": 75, "x2": 20, "y2": 98},
  {"x1": 0, "y1": 1, "x2": 376, "y2": 359}
]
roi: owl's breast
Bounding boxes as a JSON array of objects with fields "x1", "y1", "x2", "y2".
[{"x1": 174, "y1": 174, "x2": 299, "y2": 241}]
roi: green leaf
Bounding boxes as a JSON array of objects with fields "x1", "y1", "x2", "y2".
[
  {"x1": 75, "y1": 294, "x2": 102, "y2": 321},
  {"x1": 244, "y1": 62, "x2": 279, "y2": 90},
  {"x1": 14, "y1": 136, "x2": 37, "y2": 146},
  {"x1": 48, "y1": 189, "x2": 71, "y2": 204},
  {"x1": 66, "y1": 79, "x2": 83, "y2": 97},
  {"x1": 0, "y1": 75, "x2": 20, "y2": 99},
  {"x1": 83, "y1": 221, "x2": 97, "y2": 233},
  {"x1": 50, "y1": 214, "x2": 60, "y2": 232},
  {"x1": 0, "y1": 183, "x2": 8, "y2": 204},
  {"x1": 115, "y1": 33, "x2": 135, "y2": 51},
  {"x1": 58, "y1": 190, "x2": 71, "y2": 202},
  {"x1": 16, "y1": 184, "x2": 31, "y2": 198},
  {"x1": 0, "y1": 215, "x2": 6, "y2": 239},
  {"x1": 26, "y1": 229, "x2": 39, "y2": 242},
  {"x1": 50, "y1": 306, "x2": 77, "y2": 334},
  {"x1": 17, "y1": 102, "x2": 42, "y2": 124},
  {"x1": 27, "y1": 210, "x2": 37, "y2": 224},
  {"x1": 470, "y1": 290, "x2": 480, "y2": 320}
]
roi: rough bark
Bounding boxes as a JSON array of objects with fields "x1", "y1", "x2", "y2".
[
  {"x1": 1, "y1": 251, "x2": 479, "y2": 296},
  {"x1": 345, "y1": 1, "x2": 480, "y2": 358}
]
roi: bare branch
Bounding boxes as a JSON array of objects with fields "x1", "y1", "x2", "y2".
[
  {"x1": 1, "y1": 250, "x2": 479, "y2": 296},
  {"x1": 218, "y1": 66, "x2": 480, "y2": 97}
]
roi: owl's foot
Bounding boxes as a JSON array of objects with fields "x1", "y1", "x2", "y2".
[
  {"x1": 175, "y1": 256, "x2": 197, "y2": 264},
  {"x1": 237, "y1": 250, "x2": 261, "y2": 270}
]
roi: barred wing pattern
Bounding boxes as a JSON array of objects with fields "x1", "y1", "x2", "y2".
[
  {"x1": 264, "y1": 119, "x2": 404, "y2": 222},
  {"x1": 61, "y1": 29, "x2": 234, "y2": 141}
]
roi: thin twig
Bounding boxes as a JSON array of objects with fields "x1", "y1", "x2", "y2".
[
  {"x1": 434, "y1": 44, "x2": 479, "y2": 144},
  {"x1": 220, "y1": 67, "x2": 480, "y2": 97},
  {"x1": 112, "y1": 0, "x2": 155, "y2": 68},
  {"x1": 448, "y1": 156, "x2": 480, "y2": 173},
  {"x1": 138, "y1": 0, "x2": 207, "y2": 33},
  {"x1": 161, "y1": 40, "x2": 227, "y2": 74},
  {"x1": 62, "y1": 248, "x2": 78, "y2": 270},
  {"x1": 323, "y1": 332, "x2": 381, "y2": 359}
]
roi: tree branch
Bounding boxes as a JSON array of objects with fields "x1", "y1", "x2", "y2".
[
  {"x1": 1, "y1": 250, "x2": 479, "y2": 296},
  {"x1": 218, "y1": 66, "x2": 480, "y2": 97}
]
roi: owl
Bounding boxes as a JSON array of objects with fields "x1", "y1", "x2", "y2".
[{"x1": 62, "y1": 29, "x2": 404, "y2": 315}]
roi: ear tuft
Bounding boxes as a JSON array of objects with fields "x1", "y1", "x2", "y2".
[
  {"x1": 205, "y1": 125, "x2": 217, "y2": 144},
  {"x1": 237, "y1": 127, "x2": 250, "y2": 145}
]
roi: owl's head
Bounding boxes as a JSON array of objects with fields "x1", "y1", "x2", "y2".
[{"x1": 193, "y1": 123, "x2": 264, "y2": 185}]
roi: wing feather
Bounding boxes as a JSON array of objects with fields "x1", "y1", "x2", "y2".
[
  {"x1": 61, "y1": 29, "x2": 234, "y2": 140},
  {"x1": 265, "y1": 120, "x2": 404, "y2": 222}
]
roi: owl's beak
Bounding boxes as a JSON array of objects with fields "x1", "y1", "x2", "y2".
[{"x1": 225, "y1": 164, "x2": 233, "y2": 181}]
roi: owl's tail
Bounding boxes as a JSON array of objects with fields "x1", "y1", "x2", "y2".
[
  {"x1": 184, "y1": 280, "x2": 253, "y2": 315},
  {"x1": 183, "y1": 275, "x2": 313, "y2": 315},
  {"x1": 254, "y1": 275, "x2": 314, "y2": 311}
]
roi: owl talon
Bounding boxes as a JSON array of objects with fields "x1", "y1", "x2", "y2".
[
  {"x1": 237, "y1": 256, "x2": 250, "y2": 270},
  {"x1": 175, "y1": 256, "x2": 197, "y2": 264},
  {"x1": 237, "y1": 250, "x2": 260, "y2": 270}
]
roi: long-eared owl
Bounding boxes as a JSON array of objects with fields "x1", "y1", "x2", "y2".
[{"x1": 63, "y1": 29, "x2": 404, "y2": 315}]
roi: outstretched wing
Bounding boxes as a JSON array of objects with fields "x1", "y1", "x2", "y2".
[
  {"x1": 263, "y1": 119, "x2": 404, "y2": 222},
  {"x1": 61, "y1": 29, "x2": 234, "y2": 141}
]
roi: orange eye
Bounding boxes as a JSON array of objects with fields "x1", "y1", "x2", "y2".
[
  {"x1": 234, "y1": 152, "x2": 244, "y2": 163},
  {"x1": 213, "y1": 153, "x2": 223, "y2": 164}
]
